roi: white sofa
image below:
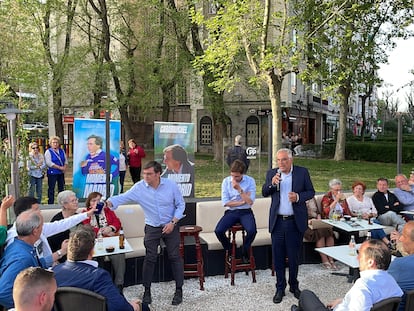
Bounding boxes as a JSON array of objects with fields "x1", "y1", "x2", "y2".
[
  {"x1": 196, "y1": 198, "x2": 271, "y2": 251},
  {"x1": 195, "y1": 191, "x2": 396, "y2": 251},
  {"x1": 39, "y1": 191, "x2": 396, "y2": 263}
]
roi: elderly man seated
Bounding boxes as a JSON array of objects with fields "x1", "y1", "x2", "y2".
[
  {"x1": 0, "y1": 210, "x2": 46, "y2": 310},
  {"x1": 388, "y1": 221, "x2": 414, "y2": 311},
  {"x1": 394, "y1": 174, "x2": 414, "y2": 215}
]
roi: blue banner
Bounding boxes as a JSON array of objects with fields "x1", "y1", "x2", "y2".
[{"x1": 72, "y1": 119, "x2": 121, "y2": 199}]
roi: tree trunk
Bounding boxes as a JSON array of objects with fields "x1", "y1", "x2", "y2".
[
  {"x1": 360, "y1": 94, "x2": 367, "y2": 142},
  {"x1": 334, "y1": 85, "x2": 351, "y2": 161},
  {"x1": 264, "y1": 71, "x2": 283, "y2": 168},
  {"x1": 203, "y1": 74, "x2": 228, "y2": 162},
  {"x1": 52, "y1": 77, "x2": 64, "y2": 141}
]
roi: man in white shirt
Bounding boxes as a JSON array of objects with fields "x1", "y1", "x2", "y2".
[
  {"x1": 291, "y1": 239, "x2": 403, "y2": 311},
  {"x1": 6, "y1": 196, "x2": 96, "y2": 267}
]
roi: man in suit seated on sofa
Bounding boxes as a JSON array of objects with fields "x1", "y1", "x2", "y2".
[{"x1": 53, "y1": 226, "x2": 147, "y2": 311}]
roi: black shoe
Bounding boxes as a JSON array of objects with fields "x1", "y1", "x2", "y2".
[
  {"x1": 273, "y1": 290, "x2": 285, "y2": 304},
  {"x1": 291, "y1": 304, "x2": 299, "y2": 311},
  {"x1": 172, "y1": 288, "x2": 183, "y2": 305},
  {"x1": 116, "y1": 284, "x2": 124, "y2": 294},
  {"x1": 142, "y1": 288, "x2": 152, "y2": 304},
  {"x1": 242, "y1": 255, "x2": 250, "y2": 264},
  {"x1": 290, "y1": 288, "x2": 301, "y2": 299}
]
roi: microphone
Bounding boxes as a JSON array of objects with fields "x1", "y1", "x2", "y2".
[{"x1": 269, "y1": 168, "x2": 282, "y2": 191}]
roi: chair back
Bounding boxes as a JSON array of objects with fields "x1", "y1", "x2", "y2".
[
  {"x1": 54, "y1": 287, "x2": 107, "y2": 311},
  {"x1": 370, "y1": 297, "x2": 401, "y2": 311},
  {"x1": 405, "y1": 289, "x2": 414, "y2": 311}
]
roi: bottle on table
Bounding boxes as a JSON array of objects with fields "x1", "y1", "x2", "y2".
[
  {"x1": 119, "y1": 227, "x2": 125, "y2": 249},
  {"x1": 368, "y1": 207, "x2": 373, "y2": 225},
  {"x1": 97, "y1": 230, "x2": 104, "y2": 250},
  {"x1": 349, "y1": 235, "x2": 357, "y2": 256}
]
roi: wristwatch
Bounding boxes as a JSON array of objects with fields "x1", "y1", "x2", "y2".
[
  {"x1": 239, "y1": 189, "x2": 244, "y2": 194},
  {"x1": 170, "y1": 220, "x2": 177, "y2": 226},
  {"x1": 57, "y1": 250, "x2": 63, "y2": 259}
]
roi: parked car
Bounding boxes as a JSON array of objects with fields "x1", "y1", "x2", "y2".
[{"x1": 22, "y1": 123, "x2": 48, "y2": 131}]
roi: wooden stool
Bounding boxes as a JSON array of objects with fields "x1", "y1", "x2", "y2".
[
  {"x1": 224, "y1": 224, "x2": 256, "y2": 286},
  {"x1": 179, "y1": 225, "x2": 205, "y2": 290}
]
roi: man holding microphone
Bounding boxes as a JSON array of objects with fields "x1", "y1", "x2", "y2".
[{"x1": 262, "y1": 148, "x2": 315, "y2": 304}]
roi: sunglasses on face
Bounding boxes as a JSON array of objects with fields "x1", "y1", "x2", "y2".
[{"x1": 32, "y1": 147, "x2": 39, "y2": 149}]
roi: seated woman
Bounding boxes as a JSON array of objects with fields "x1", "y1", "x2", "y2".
[
  {"x1": 82, "y1": 191, "x2": 126, "y2": 293},
  {"x1": 48, "y1": 190, "x2": 82, "y2": 263},
  {"x1": 304, "y1": 198, "x2": 337, "y2": 270},
  {"x1": 346, "y1": 180, "x2": 391, "y2": 246},
  {"x1": 321, "y1": 178, "x2": 352, "y2": 219}
]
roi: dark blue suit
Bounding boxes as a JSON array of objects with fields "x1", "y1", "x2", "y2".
[
  {"x1": 262, "y1": 165, "x2": 315, "y2": 292},
  {"x1": 53, "y1": 261, "x2": 133, "y2": 311}
]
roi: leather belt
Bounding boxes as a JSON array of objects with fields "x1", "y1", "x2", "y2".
[{"x1": 278, "y1": 215, "x2": 295, "y2": 220}]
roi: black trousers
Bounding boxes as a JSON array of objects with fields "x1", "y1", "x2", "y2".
[
  {"x1": 298, "y1": 289, "x2": 330, "y2": 311},
  {"x1": 129, "y1": 166, "x2": 141, "y2": 183},
  {"x1": 142, "y1": 224, "x2": 184, "y2": 289}
]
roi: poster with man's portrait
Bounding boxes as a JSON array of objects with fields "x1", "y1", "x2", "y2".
[
  {"x1": 73, "y1": 119, "x2": 121, "y2": 199},
  {"x1": 154, "y1": 122, "x2": 195, "y2": 198}
]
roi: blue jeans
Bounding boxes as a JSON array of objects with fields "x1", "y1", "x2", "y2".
[
  {"x1": 371, "y1": 219, "x2": 387, "y2": 240},
  {"x1": 29, "y1": 176, "x2": 43, "y2": 203},
  {"x1": 215, "y1": 208, "x2": 257, "y2": 253}
]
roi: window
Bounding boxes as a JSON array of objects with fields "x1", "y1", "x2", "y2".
[
  {"x1": 291, "y1": 72, "x2": 297, "y2": 94},
  {"x1": 208, "y1": 2, "x2": 218, "y2": 14},
  {"x1": 200, "y1": 116, "x2": 212, "y2": 145}
]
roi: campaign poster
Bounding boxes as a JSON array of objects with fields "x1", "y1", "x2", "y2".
[
  {"x1": 154, "y1": 122, "x2": 195, "y2": 198},
  {"x1": 72, "y1": 119, "x2": 121, "y2": 199}
]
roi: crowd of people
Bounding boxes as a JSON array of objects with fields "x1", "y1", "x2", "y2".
[
  {"x1": 3, "y1": 137, "x2": 414, "y2": 310},
  {"x1": 282, "y1": 131, "x2": 303, "y2": 156},
  {"x1": 24, "y1": 137, "x2": 146, "y2": 203}
]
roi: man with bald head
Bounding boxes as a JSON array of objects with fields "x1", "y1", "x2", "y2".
[
  {"x1": 394, "y1": 174, "x2": 414, "y2": 212},
  {"x1": 388, "y1": 221, "x2": 414, "y2": 311},
  {"x1": 0, "y1": 210, "x2": 46, "y2": 309}
]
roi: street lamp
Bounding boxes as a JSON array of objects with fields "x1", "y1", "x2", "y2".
[
  {"x1": 0, "y1": 100, "x2": 24, "y2": 199},
  {"x1": 397, "y1": 113, "x2": 403, "y2": 174}
]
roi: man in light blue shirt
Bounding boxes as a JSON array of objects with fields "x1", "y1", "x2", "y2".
[
  {"x1": 215, "y1": 159, "x2": 256, "y2": 263},
  {"x1": 394, "y1": 174, "x2": 414, "y2": 212},
  {"x1": 106, "y1": 161, "x2": 185, "y2": 306}
]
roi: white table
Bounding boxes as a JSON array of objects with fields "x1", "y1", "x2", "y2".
[
  {"x1": 401, "y1": 211, "x2": 414, "y2": 215},
  {"x1": 93, "y1": 236, "x2": 133, "y2": 257},
  {"x1": 321, "y1": 219, "x2": 384, "y2": 232},
  {"x1": 316, "y1": 244, "x2": 361, "y2": 283},
  {"x1": 315, "y1": 244, "x2": 360, "y2": 269}
]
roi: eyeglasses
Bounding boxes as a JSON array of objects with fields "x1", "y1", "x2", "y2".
[
  {"x1": 32, "y1": 147, "x2": 39, "y2": 149},
  {"x1": 66, "y1": 198, "x2": 78, "y2": 204}
]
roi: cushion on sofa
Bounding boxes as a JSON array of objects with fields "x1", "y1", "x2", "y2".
[{"x1": 114, "y1": 204, "x2": 146, "y2": 259}]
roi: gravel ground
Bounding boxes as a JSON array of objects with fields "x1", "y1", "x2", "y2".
[{"x1": 123, "y1": 263, "x2": 354, "y2": 311}]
